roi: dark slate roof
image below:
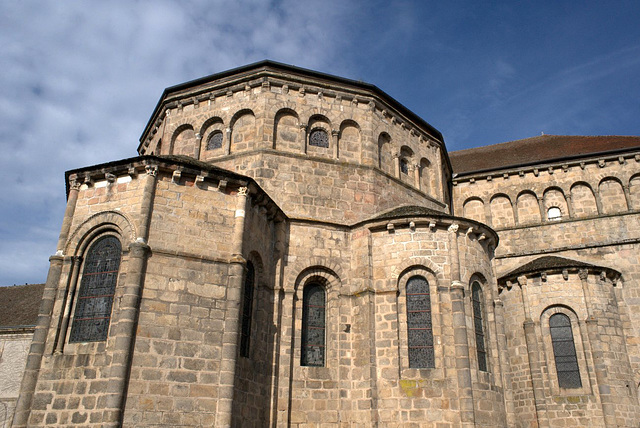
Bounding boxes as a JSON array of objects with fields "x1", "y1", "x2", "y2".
[
  {"x1": 498, "y1": 256, "x2": 619, "y2": 283},
  {"x1": 0, "y1": 283, "x2": 44, "y2": 329},
  {"x1": 450, "y1": 135, "x2": 640, "y2": 175},
  {"x1": 372, "y1": 205, "x2": 445, "y2": 220}
]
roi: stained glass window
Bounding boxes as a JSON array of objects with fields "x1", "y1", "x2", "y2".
[
  {"x1": 240, "y1": 261, "x2": 255, "y2": 358},
  {"x1": 309, "y1": 129, "x2": 329, "y2": 148},
  {"x1": 69, "y1": 236, "x2": 121, "y2": 342},
  {"x1": 472, "y1": 281, "x2": 487, "y2": 372},
  {"x1": 207, "y1": 131, "x2": 223, "y2": 150},
  {"x1": 550, "y1": 313, "x2": 582, "y2": 388},
  {"x1": 301, "y1": 282, "x2": 325, "y2": 366},
  {"x1": 406, "y1": 276, "x2": 434, "y2": 368}
]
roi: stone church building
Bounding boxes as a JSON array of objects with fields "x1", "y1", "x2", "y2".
[{"x1": 4, "y1": 61, "x2": 640, "y2": 427}]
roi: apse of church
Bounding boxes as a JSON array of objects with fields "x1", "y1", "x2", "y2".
[{"x1": 6, "y1": 61, "x2": 640, "y2": 427}]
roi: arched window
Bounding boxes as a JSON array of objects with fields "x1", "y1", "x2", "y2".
[
  {"x1": 240, "y1": 261, "x2": 255, "y2": 358},
  {"x1": 471, "y1": 281, "x2": 487, "y2": 372},
  {"x1": 550, "y1": 313, "x2": 582, "y2": 388},
  {"x1": 547, "y1": 206, "x2": 562, "y2": 221},
  {"x1": 69, "y1": 236, "x2": 121, "y2": 343},
  {"x1": 309, "y1": 128, "x2": 329, "y2": 148},
  {"x1": 206, "y1": 131, "x2": 223, "y2": 150},
  {"x1": 400, "y1": 158, "x2": 409, "y2": 175},
  {"x1": 406, "y1": 276, "x2": 434, "y2": 368},
  {"x1": 301, "y1": 282, "x2": 325, "y2": 366}
]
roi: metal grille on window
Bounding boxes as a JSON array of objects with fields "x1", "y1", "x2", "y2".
[
  {"x1": 472, "y1": 281, "x2": 487, "y2": 372},
  {"x1": 69, "y1": 236, "x2": 121, "y2": 342},
  {"x1": 240, "y1": 261, "x2": 255, "y2": 358},
  {"x1": 406, "y1": 276, "x2": 434, "y2": 368},
  {"x1": 309, "y1": 129, "x2": 329, "y2": 148},
  {"x1": 207, "y1": 131, "x2": 223, "y2": 150},
  {"x1": 301, "y1": 282, "x2": 325, "y2": 366},
  {"x1": 550, "y1": 313, "x2": 582, "y2": 388}
]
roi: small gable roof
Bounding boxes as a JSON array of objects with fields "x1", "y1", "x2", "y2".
[
  {"x1": 0, "y1": 283, "x2": 44, "y2": 330},
  {"x1": 498, "y1": 256, "x2": 620, "y2": 284}
]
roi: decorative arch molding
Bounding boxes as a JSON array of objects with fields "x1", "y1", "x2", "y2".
[
  {"x1": 198, "y1": 115, "x2": 226, "y2": 137},
  {"x1": 65, "y1": 210, "x2": 137, "y2": 256},
  {"x1": 291, "y1": 263, "x2": 342, "y2": 295},
  {"x1": 392, "y1": 258, "x2": 444, "y2": 284},
  {"x1": 273, "y1": 107, "x2": 301, "y2": 151},
  {"x1": 247, "y1": 250, "x2": 266, "y2": 288},
  {"x1": 170, "y1": 122, "x2": 196, "y2": 155},
  {"x1": 339, "y1": 119, "x2": 361, "y2": 132},
  {"x1": 464, "y1": 271, "x2": 491, "y2": 289},
  {"x1": 305, "y1": 113, "x2": 332, "y2": 127},
  {"x1": 229, "y1": 108, "x2": 256, "y2": 129}
]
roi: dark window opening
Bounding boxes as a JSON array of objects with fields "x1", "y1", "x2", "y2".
[
  {"x1": 472, "y1": 281, "x2": 487, "y2": 372},
  {"x1": 309, "y1": 128, "x2": 329, "y2": 148},
  {"x1": 240, "y1": 261, "x2": 255, "y2": 358},
  {"x1": 301, "y1": 282, "x2": 326, "y2": 366},
  {"x1": 550, "y1": 313, "x2": 582, "y2": 389},
  {"x1": 207, "y1": 131, "x2": 223, "y2": 150},
  {"x1": 69, "y1": 236, "x2": 121, "y2": 343},
  {"x1": 406, "y1": 275, "x2": 434, "y2": 368}
]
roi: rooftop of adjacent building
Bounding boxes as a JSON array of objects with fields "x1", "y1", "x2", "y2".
[
  {"x1": 0, "y1": 283, "x2": 44, "y2": 330},
  {"x1": 449, "y1": 135, "x2": 640, "y2": 175}
]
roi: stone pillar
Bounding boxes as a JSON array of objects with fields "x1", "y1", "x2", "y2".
[
  {"x1": 448, "y1": 224, "x2": 476, "y2": 427},
  {"x1": 332, "y1": 129, "x2": 339, "y2": 159},
  {"x1": 299, "y1": 124, "x2": 307, "y2": 154},
  {"x1": 594, "y1": 190, "x2": 604, "y2": 215},
  {"x1": 565, "y1": 193, "x2": 575, "y2": 218},
  {"x1": 579, "y1": 270, "x2": 616, "y2": 427},
  {"x1": 412, "y1": 162, "x2": 420, "y2": 189},
  {"x1": 12, "y1": 178, "x2": 82, "y2": 427},
  {"x1": 622, "y1": 184, "x2": 632, "y2": 211},
  {"x1": 494, "y1": 298, "x2": 516, "y2": 426},
  {"x1": 225, "y1": 127, "x2": 232, "y2": 155},
  {"x1": 393, "y1": 152, "x2": 400, "y2": 178},
  {"x1": 54, "y1": 255, "x2": 82, "y2": 354},
  {"x1": 102, "y1": 164, "x2": 157, "y2": 427},
  {"x1": 275, "y1": 289, "x2": 295, "y2": 428},
  {"x1": 215, "y1": 186, "x2": 249, "y2": 428},
  {"x1": 537, "y1": 197, "x2": 546, "y2": 222},
  {"x1": 518, "y1": 275, "x2": 549, "y2": 428},
  {"x1": 194, "y1": 132, "x2": 203, "y2": 160}
]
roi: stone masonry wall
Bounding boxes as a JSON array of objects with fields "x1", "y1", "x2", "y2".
[{"x1": 0, "y1": 332, "x2": 32, "y2": 428}]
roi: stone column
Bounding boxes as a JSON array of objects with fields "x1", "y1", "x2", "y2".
[
  {"x1": 622, "y1": 184, "x2": 632, "y2": 211},
  {"x1": 102, "y1": 164, "x2": 157, "y2": 427},
  {"x1": 537, "y1": 197, "x2": 546, "y2": 222},
  {"x1": 594, "y1": 190, "x2": 604, "y2": 215},
  {"x1": 393, "y1": 152, "x2": 400, "y2": 178},
  {"x1": 565, "y1": 194, "x2": 575, "y2": 218},
  {"x1": 54, "y1": 255, "x2": 82, "y2": 354},
  {"x1": 579, "y1": 270, "x2": 616, "y2": 427},
  {"x1": 332, "y1": 129, "x2": 339, "y2": 159},
  {"x1": 518, "y1": 275, "x2": 549, "y2": 427},
  {"x1": 225, "y1": 127, "x2": 232, "y2": 155},
  {"x1": 194, "y1": 132, "x2": 203, "y2": 160},
  {"x1": 215, "y1": 186, "x2": 250, "y2": 428},
  {"x1": 448, "y1": 224, "x2": 476, "y2": 427},
  {"x1": 494, "y1": 298, "x2": 516, "y2": 426},
  {"x1": 12, "y1": 179, "x2": 82, "y2": 427},
  {"x1": 412, "y1": 162, "x2": 420, "y2": 189},
  {"x1": 299, "y1": 124, "x2": 307, "y2": 154}
]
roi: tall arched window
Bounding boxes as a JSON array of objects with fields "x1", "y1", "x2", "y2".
[
  {"x1": 240, "y1": 261, "x2": 255, "y2": 358},
  {"x1": 471, "y1": 281, "x2": 487, "y2": 372},
  {"x1": 550, "y1": 313, "x2": 582, "y2": 388},
  {"x1": 406, "y1": 276, "x2": 434, "y2": 368},
  {"x1": 301, "y1": 282, "x2": 325, "y2": 367},
  {"x1": 69, "y1": 236, "x2": 121, "y2": 343}
]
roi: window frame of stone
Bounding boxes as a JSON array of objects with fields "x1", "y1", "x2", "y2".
[
  {"x1": 400, "y1": 158, "x2": 409, "y2": 175},
  {"x1": 206, "y1": 130, "x2": 224, "y2": 151},
  {"x1": 540, "y1": 306, "x2": 590, "y2": 395},
  {"x1": 239, "y1": 261, "x2": 255, "y2": 358},
  {"x1": 300, "y1": 281, "x2": 327, "y2": 367},
  {"x1": 69, "y1": 234, "x2": 122, "y2": 343},
  {"x1": 397, "y1": 268, "x2": 443, "y2": 378},
  {"x1": 308, "y1": 127, "x2": 330, "y2": 148},
  {"x1": 471, "y1": 280, "x2": 488, "y2": 372}
]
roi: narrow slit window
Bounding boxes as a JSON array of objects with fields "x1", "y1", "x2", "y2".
[
  {"x1": 69, "y1": 236, "x2": 121, "y2": 343},
  {"x1": 550, "y1": 313, "x2": 582, "y2": 388},
  {"x1": 240, "y1": 261, "x2": 255, "y2": 358},
  {"x1": 406, "y1": 276, "x2": 434, "y2": 368},
  {"x1": 472, "y1": 281, "x2": 487, "y2": 372},
  {"x1": 301, "y1": 282, "x2": 325, "y2": 366}
]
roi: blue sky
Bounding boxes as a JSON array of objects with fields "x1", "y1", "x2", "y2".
[{"x1": 1, "y1": 0, "x2": 639, "y2": 285}]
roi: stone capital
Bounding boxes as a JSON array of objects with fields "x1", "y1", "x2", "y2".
[
  {"x1": 447, "y1": 223, "x2": 459, "y2": 234},
  {"x1": 145, "y1": 164, "x2": 158, "y2": 176}
]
